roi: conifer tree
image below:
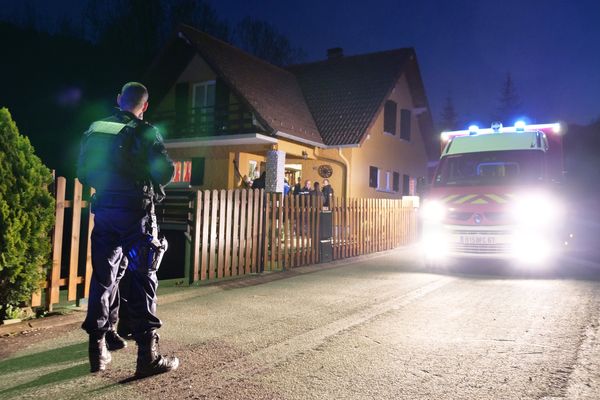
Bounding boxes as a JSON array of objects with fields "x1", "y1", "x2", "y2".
[
  {"x1": 495, "y1": 72, "x2": 521, "y2": 123},
  {"x1": 0, "y1": 108, "x2": 54, "y2": 320},
  {"x1": 440, "y1": 96, "x2": 459, "y2": 132}
]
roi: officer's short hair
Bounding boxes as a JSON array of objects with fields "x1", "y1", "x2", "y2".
[{"x1": 119, "y1": 82, "x2": 148, "y2": 109}]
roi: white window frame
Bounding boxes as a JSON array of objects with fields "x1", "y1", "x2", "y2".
[
  {"x1": 376, "y1": 170, "x2": 395, "y2": 193},
  {"x1": 192, "y1": 80, "x2": 216, "y2": 109}
]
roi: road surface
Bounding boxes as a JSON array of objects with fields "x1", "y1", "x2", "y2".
[{"x1": 1, "y1": 248, "x2": 599, "y2": 399}]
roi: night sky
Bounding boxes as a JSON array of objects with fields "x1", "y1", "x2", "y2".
[{"x1": 2, "y1": 0, "x2": 600, "y2": 128}]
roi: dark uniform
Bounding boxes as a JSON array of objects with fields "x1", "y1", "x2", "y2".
[{"x1": 77, "y1": 109, "x2": 177, "y2": 375}]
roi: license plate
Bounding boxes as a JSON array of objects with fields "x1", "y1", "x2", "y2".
[{"x1": 459, "y1": 235, "x2": 496, "y2": 245}]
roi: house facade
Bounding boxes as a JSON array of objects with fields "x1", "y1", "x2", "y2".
[{"x1": 145, "y1": 25, "x2": 436, "y2": 199}]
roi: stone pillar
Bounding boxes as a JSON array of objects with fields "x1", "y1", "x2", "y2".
[{"x1": 266, "y1": 150, "x2": 285, "y2": 193}]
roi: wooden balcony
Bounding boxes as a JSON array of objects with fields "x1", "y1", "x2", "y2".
[{"x1": 151, "y1": 104, "x2": 263, "y2": 139}]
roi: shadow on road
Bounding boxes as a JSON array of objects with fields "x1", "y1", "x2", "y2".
[
  {"x1": 0, "y1": 342, "x2": 87, "y2": 374},
  {"x1": 0, "y1": 362, "x2": 88, "y2": 397}
]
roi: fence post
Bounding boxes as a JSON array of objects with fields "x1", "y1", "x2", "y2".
[
  {"x1": 46, "y1": 177, "x2": 67, "y2": 311},
  {"x1": 82, "y1": 187, "x2": 95, "y2": 302},
  {"x1": 68, "y1": 179, "x2": 83, "y2": 302},
  {"x1": 191, "y1": 190, "x2": 202, "y2": 283}
]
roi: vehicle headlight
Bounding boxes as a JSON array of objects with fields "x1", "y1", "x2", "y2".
[
  {"x1": 421, "y1": 200, "x2": 446, "y2": 223},
  {"x1": 510, "y1": 192, "x2": 564, "y2": 228}
]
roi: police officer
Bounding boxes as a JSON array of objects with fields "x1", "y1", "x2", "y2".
[{"x1": 78, "y1": 82, "x2": 179, "y2": 376}]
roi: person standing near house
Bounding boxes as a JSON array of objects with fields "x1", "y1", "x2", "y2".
[
  {"x1": 299, "y1": 179, "x2": 312, "y2": 195},
  {"x1": 312, "y1": 181, "x2": 321, "y2": 195},
  {"x1": 252, "y1": 171, "x2": 266, "y2": 189},
  {"x1": 322, "y1": 179, "x2": 334, "y2": 208},
  {"x1": 77, "y1": 82, "x2": 179, "y2": 377},
  {"x1": 293, "y1": 176, "x2": 302, "y2": 195}
]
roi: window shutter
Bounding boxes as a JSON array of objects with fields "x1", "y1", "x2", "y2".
[
  {"x1": 384, "y1": 100, "x2": 397, "y2": 134},
  {"x1": 400, "y1": 109, "x2": 411, "y2": 140},
  {"x1": 190, "y1": 157, "x2": 205, "y2": 186},
  {"x1": 369, "y1": 166, "x2": 379, "y2": 188},
  {"x1": 402, "y1": 174, "x2": 410, "y2": 196}
]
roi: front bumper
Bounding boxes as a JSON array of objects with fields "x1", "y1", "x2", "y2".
[{"x1": 421, "y1": 224, "x2": 560, "y2": 264}]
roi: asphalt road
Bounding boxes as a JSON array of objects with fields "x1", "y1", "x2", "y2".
[{"x1": 1, "y1": 248, "x2": 600, "y2": 400}]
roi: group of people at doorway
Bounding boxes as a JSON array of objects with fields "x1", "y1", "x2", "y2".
[
  {"x1": 288, "y1": 178, "x2": 334, "y2": 208},
  {"x1": 240, "y1": 174, "x2": 334, "y2": 207}
]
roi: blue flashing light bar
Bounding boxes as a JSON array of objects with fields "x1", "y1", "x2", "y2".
[
  {"x1": 441, "y1": 122, "x2": 560, "y2": 142},
  {"x1": 514, "y1": 120, "x2": 526, "y2": 131}
]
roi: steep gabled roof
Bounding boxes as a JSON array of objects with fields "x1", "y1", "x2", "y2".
[
  {"x1": 288, "y1": 49, "x2": 413, "y2": 146},
  {"x1": 165, "y1": 25, "x2": 323, "y2": 145},
  {"x1": 146, "y1": 26, "x2": 435, "y2": 155}
]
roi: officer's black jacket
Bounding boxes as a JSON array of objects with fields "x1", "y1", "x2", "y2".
[{"x1": 77, "y1": 110, "x2": 174, "y2": 199}]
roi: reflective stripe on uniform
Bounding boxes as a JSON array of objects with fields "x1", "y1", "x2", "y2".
[{"x1": 89, "y1": 121, "x2": 127, "y2": 135}]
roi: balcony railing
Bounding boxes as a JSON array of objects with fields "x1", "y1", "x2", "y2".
[{"x1": 151, "y1": 103, "x2": 261, "y2": 140}]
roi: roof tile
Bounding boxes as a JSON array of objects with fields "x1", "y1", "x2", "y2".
[{"x1": 288, "y1": 49, "x2": 412, "y2": 146}]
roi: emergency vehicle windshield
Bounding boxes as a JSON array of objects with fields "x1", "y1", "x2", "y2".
[{"x1": 434, "y1": 150, "x2": 544, "y2": 187}]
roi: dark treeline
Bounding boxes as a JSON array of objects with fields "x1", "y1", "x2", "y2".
[
  {"x1": 0, "y1": 0, "x2": 305, "y2": 180},
  {"x1": 564, "y1": 121, "x2": 600, "y2": 197}
]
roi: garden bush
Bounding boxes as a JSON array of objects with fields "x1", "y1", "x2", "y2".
[{"x1": 0, "y1": 108, "x2": 54, "y2": 320}]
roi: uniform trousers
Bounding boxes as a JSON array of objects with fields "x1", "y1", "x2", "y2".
[{"x1": 82, "y1": 203, "x2": 164, "y2": 339}]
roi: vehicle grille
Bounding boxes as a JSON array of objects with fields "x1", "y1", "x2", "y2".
[
  {"x1": 447, "y1": 211, "x2": 472, "y2": 221},
  {"x1": 451, "y1": 243, "x2": 512, "y2": 254},
  {"x1": 484, "y1": 212, "x2": 509, "y2": 222},
  {"x1": 453, "y1": 230, "x2": 511, "y2": 236}
]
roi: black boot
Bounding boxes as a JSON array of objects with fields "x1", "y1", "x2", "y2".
[
  {"x1": 105, "y1": 328, "x2": 127, "y2": 351},
  {"x1": 89, "y1": 332, "x2": 112, "y2": 373},
  {"x1": 135, "y1": 330, "x2": 179, "y2": 378}
]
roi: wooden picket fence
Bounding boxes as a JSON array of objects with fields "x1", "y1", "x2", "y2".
[
  {"x1": 330, "y1": 197, "x2": 418, "y2": 259},
  {"x1": 261, "y1": 193, "x2": 323, "y2": 271},
  {"x1": 31, "y1": 179, "x2": 419, "y2": 311},
  {"x1": 31, "y1": 177, "x2": 94, "y2": 311},
  {"x1": 190, "y1": 189, "x2": 264, "y2": 281}
]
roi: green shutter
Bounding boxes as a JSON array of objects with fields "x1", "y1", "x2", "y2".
[{"x1": 191, "y1": 157, "x2": 205, "y2": 186}]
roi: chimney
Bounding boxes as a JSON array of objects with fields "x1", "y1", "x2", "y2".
[{"x1": 327, "y1": 47, "x2": 344, "y2": 60}]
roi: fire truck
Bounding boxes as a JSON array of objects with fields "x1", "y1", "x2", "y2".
[{"x1": 422, "y1": 121, "x2": 568, "y2": 266}]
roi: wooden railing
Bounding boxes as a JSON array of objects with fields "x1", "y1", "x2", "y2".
[
  {"x1": 152, "y1": 103, "x2": 258, "y2": 139},
  {"x1": 31, "y1": 181, "x2": 419, "y2": 311}
]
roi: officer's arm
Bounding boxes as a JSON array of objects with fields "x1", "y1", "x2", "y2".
[
  {"x1": 147, "y1": 129, "x2": 175, "y2": 186},
  {"x1": 76, "y1": 132, "x2": 91, "y2": 186}
]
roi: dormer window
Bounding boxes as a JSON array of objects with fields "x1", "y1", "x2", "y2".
[{"x1": 383, "y1": 100, "x2": 397, "y2": 135}]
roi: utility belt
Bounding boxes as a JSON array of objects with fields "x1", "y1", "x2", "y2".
[{"x1": 91, "y1": 192, "x2": 152, "y2": 211}]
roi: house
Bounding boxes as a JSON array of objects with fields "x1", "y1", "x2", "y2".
[{"x1": 145, "y1": 25, "x2": 436, "y2": 199}]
